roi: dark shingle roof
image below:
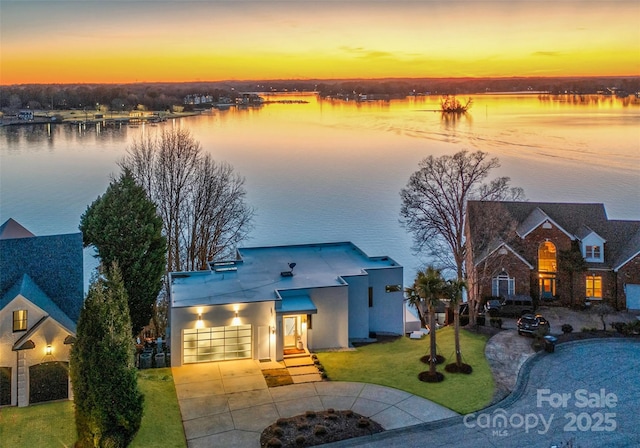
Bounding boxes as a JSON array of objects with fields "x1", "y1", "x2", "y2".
[
  {"x1": 0, "y1": 274, "x2": 77, "y2": 333},
  {"x1": 467, "y1": 201, "x2": 640, "y2": 270},
  {"x1": 0, "y1": 226, "x2": 83, "y2": 322}
]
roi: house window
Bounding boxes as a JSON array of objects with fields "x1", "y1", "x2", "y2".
[
  {"x1": 586, "y1": 275, "x2": 602, "y2": 299},
  {"x1": 492, "y1": 273, "x2": 515, "y2": 298},
  {"x1": 368, "y1": 287, "x2": 373, "y2": 308},
  {"x1": 385, "y1": 284, "x2": 402, "y2": 293},
  {"x1": 538, "y1": 241, "x2": 557, "y2": 273},
  {"x1": 13, "y1": 310, "x2": 28, "y2": 332},
  {"x1": 585, "y1": 245, "x2": 601, "y2": 259}
]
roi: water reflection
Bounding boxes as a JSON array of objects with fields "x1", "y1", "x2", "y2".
[{"x1": 1, "y1": 94, "x2": 638, "y2": 284}]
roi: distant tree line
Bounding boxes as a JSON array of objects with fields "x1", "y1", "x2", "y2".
[{"x1": 1, "y1": 76, "x2": 638, "y2": 112}]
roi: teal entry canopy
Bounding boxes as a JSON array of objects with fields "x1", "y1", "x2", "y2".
[{"x1": 276, "y1": 293, "x2": 317, "y2": 315}]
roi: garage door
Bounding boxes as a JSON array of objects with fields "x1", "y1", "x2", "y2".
[
  {"x1": 29, "y1": 362, "x2": 69, "y2": 404},
  {"x1": 625, "y1": 284, "x2": 640, "y2": 311},
  {"x1": 183, "y1": 325, "x2": 252, "y2": 364}
]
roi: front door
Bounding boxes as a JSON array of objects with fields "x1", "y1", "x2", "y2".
[
  {"x1": 283, "y1": 316, "x2": 299, "y2": 348},
  {"x1": 540, "y1": 276, "x2": 556, "y2": 299}
]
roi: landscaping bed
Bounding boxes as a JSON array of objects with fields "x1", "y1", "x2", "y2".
[{"x1": 260, "y1": 409, "x2": 383, "y2": 448}]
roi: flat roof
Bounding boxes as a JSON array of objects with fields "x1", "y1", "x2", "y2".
[{"x1": 170, "y1": 242, "x2": 400, "y2": 308}]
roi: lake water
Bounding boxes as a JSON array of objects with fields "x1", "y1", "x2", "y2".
[{"x1": 1, "y1": 93, "x2": 639, "y2": 287}]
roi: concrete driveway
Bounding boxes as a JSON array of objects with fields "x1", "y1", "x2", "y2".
[
  {"x1": 500, "y1": 305, "x2": 638, "y2": 334},
  {"x1": 328, "y1": 339, "x2": 640, "y2": 447},
  {"x1": 172, "y1": 359, "x2": 458, "y2": 448}
]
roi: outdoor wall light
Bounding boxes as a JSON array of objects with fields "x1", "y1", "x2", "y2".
[
  {"x1": 235, "y1": 311, "x2": 238, "y2": 318},
  {"x1": 45, "y1": 345, "x2": 53, "y2": 355}
]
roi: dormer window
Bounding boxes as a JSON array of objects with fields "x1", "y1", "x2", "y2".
[
  {"x1": 586, "y1": 245, "x2": 601, "y2": 259},
  {"x1": 580, "y1": 231, "x2": 605, "y2": 262}
]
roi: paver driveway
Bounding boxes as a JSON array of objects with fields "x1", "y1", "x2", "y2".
[{"x1": 328, "y1": 339, "x2": 640, "y2": 448}]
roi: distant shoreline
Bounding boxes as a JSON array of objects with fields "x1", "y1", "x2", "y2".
[{"x1": 0, "y1": 110, "x2": 201, "y2": 127}]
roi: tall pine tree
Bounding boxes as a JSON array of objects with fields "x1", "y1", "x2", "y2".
[
  {"x1": 70, "y1": 264, "x2": 144, "y2": 447},
  {"x1": 80, "y1": 168, "x2": 166, "y2": 334}
]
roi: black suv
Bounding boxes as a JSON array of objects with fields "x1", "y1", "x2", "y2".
[
  {"x1": 517, "y1": 314, "x2": 550, "y2": 336},
  {"x1": 485, "y1": 296, "x2": 534, "y2": 317}
]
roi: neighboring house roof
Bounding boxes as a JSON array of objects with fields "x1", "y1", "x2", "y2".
[
  {"x1": 473, "y1": 241, "x2": 534, "y2": 269},
  {"x1": 0, "y1": 218, "x2": 36, "y2": 240},
  {"x1": 516, "y1": 207, "x2": 575, "y2": 240},
  {"x1": 466, "y1": 201, "x2": 640, "y2": 271},
  {"x1": 0, "y1": 274, "x2": 77, "y2": 334},
  {"x1": 609, "y1": 220, "x2": 640, "y2": 271},
  {"x1": 0, "y1": 220, "x2": 84, "y2": 322},
  {"x1": 170, "y1": 242, "x2": 401, "y2": 308}
]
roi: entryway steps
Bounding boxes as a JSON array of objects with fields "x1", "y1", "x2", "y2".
[
  {"x1": 282, "y1": 355, "x2": 323, "y2": 383},
  {"x1": 283, "y1": 356, "x2": 315, "y2": 367}
]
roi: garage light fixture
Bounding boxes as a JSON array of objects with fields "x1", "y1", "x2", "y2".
[{"x1": 45, "y1": 345, "x2": 53, "y2": 355}]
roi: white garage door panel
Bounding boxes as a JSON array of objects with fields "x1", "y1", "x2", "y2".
[
  {"x1": 625, "y1": 284, "x2": 640, "y2": 311},
  {"x1": 184, "y1": 325, "x2": 252, "y2": 364}
]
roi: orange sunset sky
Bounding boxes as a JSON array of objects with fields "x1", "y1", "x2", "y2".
[{"x1": 1, "y1": 0, "x2": 639, "y2": 85}]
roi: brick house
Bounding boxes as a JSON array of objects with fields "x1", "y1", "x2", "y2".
[{"x1": 465, "y1": 201, "x2": 640, "y2": 311}]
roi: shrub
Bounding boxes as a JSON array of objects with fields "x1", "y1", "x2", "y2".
[
  {"x1": 326, "y1": 413, "x2": 339, "y2": 421},
  {"x1": 357, "y1": 418, "x2": 371, "y2": 428},
  {"x1": 327, "y1": 408, "x2": 335, "y2": 414},
  {"x1": 273, "y1": 427, "x2": 284, "y2": 436},
  {"x1": 70, "y1": 265, "x2": 143, "y2": 448},
  {"x1": 296, "y1": 422, "x2": 309, "y2": 431},
  {"x1": 267, "y1": 437, "x2": 282, "y2": 447},
  {"x1": 561, "y1": 324, "x2": 573, "y2": 334},
  {"x1": 345, "y1": 410, "x2": 354, "y2": 417},
  {"x1": 489, "y1": 317, "x2": 503, "y2": 328},
  {"x1": 305, "y1": 410, "x2": 317, "y2": 419},
  {"x1": 295, "y1": 435, "x2": 306, "y2": 446},
  {"x1": 276, "y1": 418, "x2": 288, "y2": 426},
  {"x1": 314, "y1": 425, "x2": 328, "y2": 436}
]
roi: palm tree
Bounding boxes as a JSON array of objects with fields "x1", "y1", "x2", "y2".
[
  {"x1": 445, "y1": 278, "x2": 472, "y2": 373},
  {"x1": 405, "y1": 282, "x2": 428, "y2": 330},
  {"x1": 414, "y1": 266, "x2": 447, "y2": 380}
]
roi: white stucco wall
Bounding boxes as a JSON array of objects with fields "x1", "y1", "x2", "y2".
[
  {"x1": 306, "y1": 285, "x2": 349, "y2": 350},
  {"x1": 342, "y1": 274, "x2": 370, "y2": 339},
  {"x1": 366, "y1": 267, "x2": 404, "y2": 335},
  {"x1": 0, "y1": 296, "x2": 73, "y2": 406},
  {"x1": 170, "y1": 300, "x2": 276, "y2": 367}
]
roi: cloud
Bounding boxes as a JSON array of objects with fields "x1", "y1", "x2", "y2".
[
  {"x1": 339, "y1": 46, "x2": 395, "y2": 59},
  {"x1": 532, "y1": 51, "x2": 562, "y2": 57}
]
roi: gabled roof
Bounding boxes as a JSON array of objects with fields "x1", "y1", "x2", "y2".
[
  {"x1": 575, "y1": 225, "x2": 606, "y2": 243},
  {"x1": 0, "y1": 218, "x2": 35, "y2": 240},
  {"x1": 610, "y1": 221, "x2": 640, "y2": 271},
  {"x1": 474, "y1": 241, "x2": 534, "y2": 269},
  {"x1": 516, "y1": 207, "x2": 575, "y2": 240},
  {"x1": 0, "y1": 227, "x2": 84, "y2": 322},
  {"x1": 466, "y1": 201, "x2": 640, "y2": 271},
  {"x1": 0, "y1": 274, "x2": 77, "y2": 333}
]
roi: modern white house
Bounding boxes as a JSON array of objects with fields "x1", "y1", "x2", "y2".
[
  {"x1": 168, "y1": 242, "x2": 404, "y2": 367},
  {"x1": 0, "y1": 219, "x2": 83, "y2": 407}
]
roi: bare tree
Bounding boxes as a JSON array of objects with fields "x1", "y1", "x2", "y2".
[
  {"x1": 121, "y1": 128, "x2": 253, "y2": 272},
  {"x1": 465, "y1": 200, "x2": 520, "y2": 323},
  {"x1": 400, "y1": 150, "x2": 524, "y2": 281}
]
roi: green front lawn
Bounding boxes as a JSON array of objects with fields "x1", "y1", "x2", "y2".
[
  {"x1": 0, "y1": 368, "x2": 186, "y2": 448},
  {"x1": 316, "y1": 326, "x2": 494, "y2": 414}
]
